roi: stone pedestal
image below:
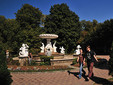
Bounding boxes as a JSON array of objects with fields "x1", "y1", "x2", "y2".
[{"x1": 19, "y1": 57, "x2": 28, "y2": 66}]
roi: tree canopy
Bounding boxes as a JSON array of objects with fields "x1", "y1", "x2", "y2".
[
  {"x1": 44, "y1": 3, "x2": 81, "y2": 53},
  {"x1": 0, "y1": 4, "x2": 44, "y2": 55},
  {"x1": 80, "y1": 19, "x2": 113, "y2": 54},
  {"x1": 0, "y1": 3, "x2": 113, "y2": 55},
  {"x1": 15, "y1": 4, "x2": 43, "y2": 53}
]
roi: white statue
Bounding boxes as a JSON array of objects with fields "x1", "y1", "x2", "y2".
[
  {"x1": 75, "y1": 45, "x2": 81, "y2": 55},
  {"x1": 60, "y1": 46, "x2": 65, "y2": 54},
  {"x1": 19, "y1": 43, "x2": 29, "y2": 57},
  {"x1": 45, "y1": 42, "x2": 53, "y2": 52},
  {"x1": 53, "y1": 41, "x2": 57, "y2": 52},
  {"x1": 45, "y1": 49, "x2": 52, "y2": 56},
  {"x1": 40, "y1": 43, "x2": 44, "y2": 53}
]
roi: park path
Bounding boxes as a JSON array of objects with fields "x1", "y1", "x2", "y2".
[
  {"x1": 11, "y1": 55, "x2": 112, "y2": 85},
  {"x1": 11, "y1": 67, "x2": 112, "y2": 85}
]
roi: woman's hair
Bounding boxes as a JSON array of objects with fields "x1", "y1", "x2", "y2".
[
  {"x1": 86, "y1": 45, "x2": 90, "y2": 49},
  {"x1": 80, "y1": 48, "x2": 83, "y2": 54}
]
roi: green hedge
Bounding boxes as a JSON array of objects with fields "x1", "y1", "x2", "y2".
[
  {"x1": 108, "y1": 42, "x2": 113, "y2": 76},
  {"x1": 0, "y1": 46, "x2": 13, "y2": 85},
  {"x1": 40, "y1": 56, "x2": 54, "y2": 65}
]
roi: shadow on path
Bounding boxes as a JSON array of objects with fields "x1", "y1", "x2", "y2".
[
  {"x1": 67, "y1": 71, "x2": 113, "y2": 85},
  {"x1": 94, "y1": 59, "x2": 108, "y2": 70},
  {"x1": 90, "y1": 76, "x2": 113, "y2": 85},
  {"x1": 67, "y1": 71, "x2": 89, "y2": 81}
]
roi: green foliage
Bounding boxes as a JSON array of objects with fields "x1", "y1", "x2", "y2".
[
  {"x1": 40, "y1": 56, "x2": 54, "y2": 65},
  {"x1": 0, "y1": 45, "x2": 13, "y2": 85},
  {"x1": 0, "y1": 4, "x2": 44, "y2": 56},
  {"x1": 80, "y1": 19, "x2": 113, "y2": 54},
  {"x1": 15, "y1": 4, "x2": 43, "y2": 52},
  {"x1": 109, "y1": 42, "x2": 113, "y2": 76},
  {"x1": 29, "y1": 60, "x2": 38, "y2": 66},
  {"x1": 40, "y1": 62, "x2": 46, "y2": 66},
  {"x1": 44, "y1": 3, "x2": 81, "y2": 53},
  {"x1": 72, "y1": 58, "x2": 77, "y2": 65},
  {"x1": 0, "y1": 19, "x2": 20, "y2": 52},
  {"x1": 78, "y1": 20, "x2": 99, "y2": 44},
  {"x1": 15, "y1": 4, "x2": 42, "y2": 27}
]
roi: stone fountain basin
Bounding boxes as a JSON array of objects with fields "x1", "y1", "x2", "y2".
[{"x1": 39, "y1": 34, "x2": 58, "y2": 39}]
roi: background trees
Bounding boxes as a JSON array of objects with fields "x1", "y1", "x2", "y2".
[
  {"x1": 80, "y1": 19, "x2": 113, "y2": 54},
  {"x1": 44, "y1": 3, "x2": 81, "y2": 53},
  {"x1": 0, "y1": 3, "x2": 113, "y2": 55},
  {"x1": 15, "y1": 4, "x2": 43, "y2": 54}
]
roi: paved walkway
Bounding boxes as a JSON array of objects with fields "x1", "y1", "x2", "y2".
[
  {"x1": 11, "y1": 55, "x2": 112, "y2": 85},
  {"x1": 11, "y1": 67, "x2": 112, "y2": 85}
]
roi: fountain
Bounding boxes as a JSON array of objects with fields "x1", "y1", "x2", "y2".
[
  {"x1": 38, "y1": 34, "x2": 76, "y2": 66},
  {"x1": 39, "y1": 34, "x2": 59, "y2": 56}
]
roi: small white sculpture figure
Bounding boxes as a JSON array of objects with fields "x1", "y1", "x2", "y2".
[
  {"x1": 45, "y1": 49, "x2": 52, "y2": 56},
  {"x1": 45, "y1": 42, "x2": 53, "y2": 52},
  {"x1": 75, "y1": 45, "x2": 81, "y2": 55},
  {"x1": 19, "y1": 43, "x2": 29, "y2": 57},
  {"x1": 40, "y1": 43, "x2": 44, "y2": 53},
  {"x1": 53, "y1": 41, "x2": 57, "y2": 52},
  {"x1": 60, "y1": 46, "x2": 65, "y2": 54}
]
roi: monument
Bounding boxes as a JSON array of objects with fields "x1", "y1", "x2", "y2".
[
  {"x1": 75, "y1": 45, "x2": 81, "y2": 55},
  {"x1": 39, "y1": 34, "x2": 59, "y2": 55},
  {"x1": 19, "y1": 43, "x2": 29, "y2": 57},
  {"x1": 60, "y1": 46, "x2": 65, "y2": 54},
  {"x1": 53, "y1": 41, "x2": 57, "y2": 53},
  {"x1": 19, "y1": 43, "x2": 29, "y2": 66},
  {"x1": 40, "y1": 43, "x2": 45, "y2": 53}
]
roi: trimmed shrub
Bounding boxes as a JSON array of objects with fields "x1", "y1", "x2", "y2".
[
  {"x1": 0, "y1": 46, "x2": 13, "y2": 85},
  {"x1": 108, "y1": 42, "x2": 113, "y2": 76},
  {"x1": 40, "y1": 56, "x2": 54, "y2": 65}
]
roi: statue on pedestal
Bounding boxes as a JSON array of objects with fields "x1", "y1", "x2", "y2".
[
  {"x1": 45, "y1": 42, "x2": 53, "y2": 52},
  {"x1": 75, "y1": 45, "x2": 81, "y2": 55},
  {"x1": 19, "y1": 44, "x2": 29, "y2": 57},
  {"x1": 60, "y1": 46, "x2": 65, "y2": 54},
  {"x1": 53, "y1": 41, "x2": 57, "y2": 52},
  {"x1": 40, "y1": 43, "x2": 44, "y2": 53}
]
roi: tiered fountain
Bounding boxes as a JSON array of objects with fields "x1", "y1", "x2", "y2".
[{"x1": 39, "y1": 34, "x2": 63, "y2": 56}]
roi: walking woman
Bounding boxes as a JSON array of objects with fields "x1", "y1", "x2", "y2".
[{"x1": 77, "y1": 48, "x2": 86, "y2": 79}]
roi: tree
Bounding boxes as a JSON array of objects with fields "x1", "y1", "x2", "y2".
[
  {"x1": 15, "y1": 4, "x2": 43, "y2": 53},
  {"x1": 0, "y1": 45, "x2": 13, "y2": 85},
  {"x1": 15, "y1": 4, "x2": 42, "y2": 28},
  {"x1": 0, "y1": 16, "x2": 6, "y2": 42},
  {"x1": 44, "y1": 3, "x2": 81, "y2": 53},
  {"x1": 1, "y1": 19, "x2": 20, "y2": 51},
  {"x1": 78, "y1": 20, "x2": 99, "y2": 45},
  {"x1": 81, "y1": 19, "x2": 113, "y2": 54}
]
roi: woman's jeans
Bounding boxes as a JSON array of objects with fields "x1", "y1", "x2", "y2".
[{"x1": 79, "y1": 63, "x2": 83, "y2": 78}]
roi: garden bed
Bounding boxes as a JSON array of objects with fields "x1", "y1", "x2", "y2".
[{"x1": 8, "y1": 65, "x2": 72, "y2": 72}]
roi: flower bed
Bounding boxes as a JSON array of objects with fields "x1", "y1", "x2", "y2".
[{"x1": 8, "y1": 65, "x2": 72, "y2": 72}]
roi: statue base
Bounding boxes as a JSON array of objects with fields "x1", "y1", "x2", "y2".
[
  {"x1": 19, "y1": 57, "x2": 28, "y2": 66},
  {"x1": 19, "y1": 56, "x2": 28, "y2": 58},
  {"x1": 38, "y1": 52, "x2": 60, "y2": 56}
]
